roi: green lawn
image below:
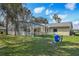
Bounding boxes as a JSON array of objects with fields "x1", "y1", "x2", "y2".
[{"x1": 0, "y1": 35, "x2": 79, "y2": 56}]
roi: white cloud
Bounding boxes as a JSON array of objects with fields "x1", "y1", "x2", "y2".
[
  {"x1": 49, "y1": 14, "x2": 56, "y2": 23},
  {"x1": 49, "y1": 14, "x2": 53, "y2": 19},
  {"x1": 58, "y1": 14, "x2": 68, "y2": 19},
  {"x1": 45, "y1": 10, "x2": 58, "y2": 16},
  {"x1": 58, "y1": 14, "x2": 69, "y2": 22},
  {"x1": 45, "y1": 4, "x2": 54, "y2": 15},
  {"x1": 73, "y1": 21, "x2": 79, "y2": 29},
  {"x1": 73, "y1": 21, "x2": 79, "y2": 24},
  {"x1": 46, "y1": 9, "x2": 53, "y2": 15},
  {"x1": 65, "y1": 3, "x2": 76, "y2": 10},
  {"x1": 34, "y1": 7, "x2": 45, "y2": 14}
]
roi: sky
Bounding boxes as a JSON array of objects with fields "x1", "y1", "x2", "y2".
[
  {"x1": 22, "y1": 3, "x2": 79, "y2": 29},
  {"x1": 23, "y1": 3, "x2": 79, "y2": 23}
]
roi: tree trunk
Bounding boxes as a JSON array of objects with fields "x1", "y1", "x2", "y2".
[
  {"x1": 14, "y1": 21, "x2": 17, "y2": 36},
  {"x1": 45, "y1": 24, "x2": 46, "y2": 35},
  {"x1": 14, "y1": 26, "x2": 17, "y2": 36},
  {"x1": 6, "y1": 17, "x2": 8, "y2": 35}
]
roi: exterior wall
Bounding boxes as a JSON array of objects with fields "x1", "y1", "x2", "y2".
[
  {"x1": 47, "y1": 27, "x2": 70, "y2": 36},
  {"x1": 40, "y1": 26, "x2": 45, "y2": 35},
  {"x1": 57, "y1": 27, "x2": 70, "y2": 36},
  {"x1": 33, "y1": 26, "x2": 45, "y2": 35},
  {"x1": 57, "y1": 32, "x2": 70, "y2": 36}
]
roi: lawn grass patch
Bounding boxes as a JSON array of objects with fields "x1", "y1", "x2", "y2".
[{"x1": 0, "y1": 35, "x2": 79, "y2": 56}]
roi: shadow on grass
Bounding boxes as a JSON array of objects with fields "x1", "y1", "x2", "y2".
[
  {"x1": 61, "y1": 41, "x2": 79, "y2": 46},
  {"x1": 0, "y1": 37, "x2": 79, "y2": 56},
  {"x1": 75, "y1": 34, "x2": 79, "y2": 36},
  {"x1": 59, "y1": 48, "x2": 79, "y2": 56}
]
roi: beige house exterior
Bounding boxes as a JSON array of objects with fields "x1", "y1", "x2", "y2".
[
  {"x1": 31, "y1": 25, "x2": 45, "y2": 35},
  {"x1": 47, "y1": 22, "x2": 73, "y2": 36},
  {"x1": 33, "y1": 22, "x2": 73, "y2": 36}
]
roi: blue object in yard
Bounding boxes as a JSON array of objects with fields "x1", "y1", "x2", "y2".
[{"x1": 54, "y1": 34, "x2": 60, "y2": 42}]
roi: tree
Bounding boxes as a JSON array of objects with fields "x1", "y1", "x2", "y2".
[
  {"x1": 53, "y1": 13, "x2": 61, "y2": 23},
  {"x1": 21, "y1": 8, "x2": 32, "y2": 35},
  {"x1": 32, "y1": 17, "x2": 48, "y2": 24},
  {"x1": 0, "y1": 3, "x2": 23, "y2": 35}
]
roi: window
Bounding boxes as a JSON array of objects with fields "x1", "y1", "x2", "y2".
[{"x1": 53, "y1": 28, "x2": 57, "y2": 32}]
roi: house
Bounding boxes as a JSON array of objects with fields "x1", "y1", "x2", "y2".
[
  {"x1": 3, "y1": 19, "x2": 73, "y2": 36},
  {"x1": 26, "y1": 22, "x2": 73, "y2": 36},
  {"x1": 46, "y1": 22, "x2": 73, "y2": 36}
]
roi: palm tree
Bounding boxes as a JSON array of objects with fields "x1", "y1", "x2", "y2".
[{"x1": 53, "y1": 13, "x2": 61, "y2": 23}]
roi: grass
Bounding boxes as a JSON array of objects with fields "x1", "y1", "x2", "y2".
[{"x1": 0, "y1": 35, "x2": 79, "y2": 56}]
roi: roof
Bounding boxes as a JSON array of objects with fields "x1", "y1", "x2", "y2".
[
  {"x1": 46, "y1": 22, "x2": 72, "y2": 28},
  {"x1": 0, "y1": 26, "x2": 6, "y2": 29}
]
